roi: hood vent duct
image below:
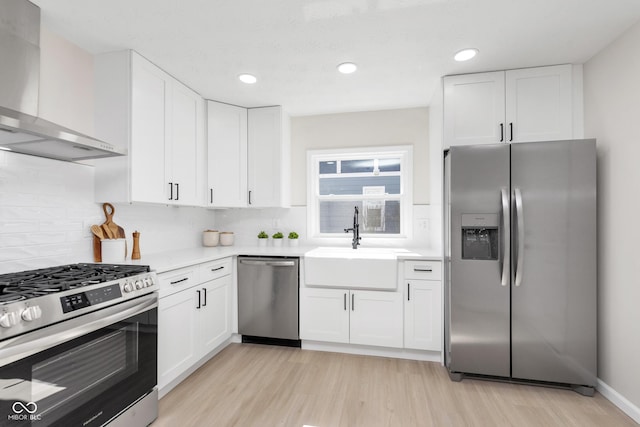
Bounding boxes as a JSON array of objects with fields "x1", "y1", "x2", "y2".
[{"x1": 0, "y1": 0, "x2": 125, "y2": 162}]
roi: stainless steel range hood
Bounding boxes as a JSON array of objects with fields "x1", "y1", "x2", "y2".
[{"x1": 0, "y1": 0, "x2": 125, "y2": 162}]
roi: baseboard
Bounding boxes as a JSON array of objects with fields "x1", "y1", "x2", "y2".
[
  {"x1": 597, "y1": 378, "x2": 640, "y2": 424},
  {"x1": 301, "y1": 340, "x2": 442, "y2": 362}
]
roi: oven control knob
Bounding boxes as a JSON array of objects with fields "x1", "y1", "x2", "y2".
[
  {"x1": 135, "y1": 280, "x2": 143, "y2": 290},
  {"x1": 0, "y1": 312, "x2": 17, "y2": 328},
  {"x1": 21, "y1": 306, "x2": 42, "y2": 322},
  {"x1": 123, "y1": 283, "x2": 134, "y2": 293}
]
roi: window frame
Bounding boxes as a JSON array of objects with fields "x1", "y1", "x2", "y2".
[{"x1": 307, "y1": 145, "x2": 413, "y2": 241}]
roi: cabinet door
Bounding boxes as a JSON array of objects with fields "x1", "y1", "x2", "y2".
[
  {"x1": 206, "y1": 101, "x2": 248, "y2": 207},
  {"x1": 158, "y1": 288, "x2": 199, "y2": 390},
  {"x1": 350, "y1": 290, "x2": 403, "y2": 348},
  {"x1": 300, "y1": 287, "x2": 349, "y2": 343},
  {"x1": 199, "y1": 276, "x2": 232, "y2": 355},
  {"x1": 169, "y1": 82, "x2": 204, "y2": 206},
  {"x1": 505, "y1": 65, "x2": 572, "y2": 143},
  {"x1": 443, "y1": 71, "x2": 505, "y2": 148},
  {"x1": 247, "y1": 106, "x2": 288, "y2": 207},
  {"x1": 130, "y1": 55, "x2": 169, "y2": 203},
  {"x1": 404, "y1": 280, "x2": 442, "y2": 351}
]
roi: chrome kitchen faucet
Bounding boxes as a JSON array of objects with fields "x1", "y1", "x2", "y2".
[{"x1": 344, "y1": 206, "x2": 361, "y2": 249}]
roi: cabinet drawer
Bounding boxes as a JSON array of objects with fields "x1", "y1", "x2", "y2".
[
  {"x1": 158, "y1": 266, "x2": 199, "y2": 298},
  {"x1": 199, "y1": 258, "x2": 232, "y2": 282},
  {"x1": 404, "y1": 261, "x2": 441, "y2": 281}
]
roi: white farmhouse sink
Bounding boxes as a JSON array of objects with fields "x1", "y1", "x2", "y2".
[{"x1": 304, "y1": 247, "x2": 398, "y2": 290}]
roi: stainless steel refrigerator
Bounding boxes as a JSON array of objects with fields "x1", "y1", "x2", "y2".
[{"x1": 443, "y1": 139, "x2": 597, "y2": 395}]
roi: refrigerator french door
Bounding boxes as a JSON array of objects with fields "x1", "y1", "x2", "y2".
[{"x1": 444, "y1": 139, "x2": 596, "y2": 394}]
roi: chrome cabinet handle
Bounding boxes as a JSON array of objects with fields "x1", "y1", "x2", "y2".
[
  {"x1": 501, "y1": 188, "x2": 510, "y2": 287},
  {"x1": 202, "y1": 288, "x2": 207, "y2": 306},
  {"x1": 500, "y1": 123, "x2": 504, "y2": 142},
  {"x1": 168, "y1": 182, "x2": 173, "y2": 200},
  {"x1": 509, "y1": 122, "x2": 514, "y2": 142},
  {"x1": 0, "y1": 294, "x2": 157, "y2": 366},
  {"x1": 514, "y1": 188, "x2": 525, "y2": 287},
  {"x1": 211, "y1": 266, "x2": 224, "y2": 272},
  {"x1": 413, "y1": 267, "x2": 432, "y2": 272},
  {"x1": 196, "y1": 290, "x2": 201, "y2": 309},
  {"x1": 175, "y1": 183, "x2": 179, "y2": 201},
  {"x1": 351, "y1": 293, "x2": 355, "y2": 311},
  {"x1": 210, "y1": 188, "x2": 213, "y2": 204},
  {"x1": 407, "y1": 283, "x2": 410, "y2": 301},
  {"x1": 170, "y1": 277, "x2": 189, "y2": 285},
  {"x1": 344, "y1": 293, "x2": 347, "y2": 311},
  {"x1": 248, "y1": 190, "x2": 252, "y2": 205}
]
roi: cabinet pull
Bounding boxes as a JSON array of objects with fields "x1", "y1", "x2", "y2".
[
  {"x1": 509, "y1": 122, "x2": 513, "y2": 142},
  {"x1": 407, "y1": 283, "x2": 410, "y2": 301},
  {"x1": 211, "y1": 266, "x2": 225, "y2": 272},
  {"x1": 351, "y1": 293, "x2": 355, "y2": 311},
  {"x1": 248, "y1": 190, "x2": 252, "y2": 205},
  {"x1": 170, "y1": 277, "x2": 189, "y2": 285},
  {"x1": 196, "y1": 290, "x2": 201, "y2": 309},
  {"x1": 168, "y1": 182, "x2": 173, "y2": 200},
  {"x1": 500, "y1": 123, "x2": 504, "y2": 142},
  {"x1": 210, "y1": 188, "x2": 213, "y2": 204},
  {"x1": 344, "y1": 293, "x2": 347, "y2": 311},
  {"x1": 175, "y1": 183, "x2": 179, "y2": 200},
  {"x1": 202, "y1": 287, "x2": 207, "y2": 306},
  {"x1": 414, "y1": 267, "x2": 433, "y2": 272}
]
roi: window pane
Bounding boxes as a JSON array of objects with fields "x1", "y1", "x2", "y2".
[
  {"x1": 319, "y1": 200, "x2": 400, "y2": 234},
  {"x1": 319, "y1": 176, "x2": 400, "y2": 195},
  {"x1": 341, "y1": 159, "x2": 374, "y2": 173},
  {"x1": 378, "y1": 158, "x2": 401, "y2": 172},
  {"x1": 319, "y1": 161, "x2": 337, "y2": 174}
]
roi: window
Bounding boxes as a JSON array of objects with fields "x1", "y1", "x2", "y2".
[{"x1": 307, "y1": 146, "x2": 413, "y2": 239}]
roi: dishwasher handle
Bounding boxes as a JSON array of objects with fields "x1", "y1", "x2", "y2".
[{"x1": 239, "y1": 259, "x2": 296, "y2": 267}]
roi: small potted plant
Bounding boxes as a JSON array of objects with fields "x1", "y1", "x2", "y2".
[
  {"x1": 272, "y1": 232, "x2": 284, "y2": 247},
  {"x1": 288, "y1": 231, "x2": 299, "y2": 247},
  {"x1": 257, "y1": 231, "x2": 268, "y2": 247}
]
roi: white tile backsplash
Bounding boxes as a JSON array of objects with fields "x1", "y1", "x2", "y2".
[{"x1": 0, "y1": 151, "x2": 216, "y2": 274}]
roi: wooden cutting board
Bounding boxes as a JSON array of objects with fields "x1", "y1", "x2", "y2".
[{"x1": 101, "y1": 203, "x2": 127, "y2": 260}]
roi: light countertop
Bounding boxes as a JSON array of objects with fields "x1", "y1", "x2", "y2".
[{"x1": 128, "y1": 245, "x2": 442, "y2": 274}]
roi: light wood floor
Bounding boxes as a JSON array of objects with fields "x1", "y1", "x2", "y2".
[{"x1": 152, "y1": 343, "x2": 636, "y2": 427}]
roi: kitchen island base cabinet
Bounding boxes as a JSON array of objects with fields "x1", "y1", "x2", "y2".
[
  {"x1": 300, "y1": 288, "x2": 403, "y2": 348},
  {"x1": 158, "y1": 274, "x2": 232, "y2": 391}
]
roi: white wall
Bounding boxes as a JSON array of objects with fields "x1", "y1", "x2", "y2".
[
  {"x1": 290, "y1": 108, "x2": 430, "y2": 206},
  {"x1": 584, "y1": 20, "x2": 640, "y2": 414}
]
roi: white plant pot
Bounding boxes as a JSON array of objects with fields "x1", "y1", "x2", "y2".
[
  {"x1": 272, "y1": 239, "x2": 283, "y2": 247},
  {"x1": 258, "y1": 238, "x2": 268, "y2": 247},
  {"x1": 288, "y1": 239, "x2": 299, "y2": 247}
]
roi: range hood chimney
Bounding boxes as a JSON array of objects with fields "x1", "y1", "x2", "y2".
[{"x1": 0, "y1": 0, "x2": 125, "y2": 162}]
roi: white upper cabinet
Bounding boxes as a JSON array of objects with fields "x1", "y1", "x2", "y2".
[
  {"x1": 247, "y1": 106, "x2": 290, "y2": 208},
  {"x1": 443, "y1": 64, "x2": 579, "y2": 148},
  {"x1": 95, "y1": 50, "x2": 205, "y2": 206},
  {"x1": 444, "y1": 71, "x2": 505, "y2": 147},
  {"x1": 505, "y1": 65, "x2": 573, "y2": 143},
  {"x1": 206, "y1": 101, "x2": 248, "y2": 207}
]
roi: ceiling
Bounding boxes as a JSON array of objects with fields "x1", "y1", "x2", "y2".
[{"x1": 32, "y1": 0, "x2": 640, "y2": 116}]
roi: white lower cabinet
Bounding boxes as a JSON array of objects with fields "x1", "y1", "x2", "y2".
[
  {"x1": 403, "y1": 260, "x2": 443, "y2": 351},
  {"x1": 404, "y1": 280, "x2": 442, "y2": 351},
  {"x1": 158, "y1": 259, "x2": 232, "y2": 391},
  {"x1": 301, "y1": 287, "x2": 402, "y2": 348}
]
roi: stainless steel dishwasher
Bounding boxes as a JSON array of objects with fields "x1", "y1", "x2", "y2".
[{"x1": 237, "y1": 256, "x2": 300, "y2": 345}]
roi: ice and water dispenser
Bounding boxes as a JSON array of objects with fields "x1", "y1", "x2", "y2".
[{"x1": 461, "y1": 214, "x2": 499, "y2": 260}]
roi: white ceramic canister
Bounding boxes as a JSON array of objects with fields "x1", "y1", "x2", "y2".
[
  {"x1": 203, "y1": 230, "x2": 220, "y2": 247},
  {"x1": 102, "y1": 239, "x2": 126, "y2": 263},
  {"x1": 220, "y1": 232, "x2": 235, "y2": 246}
]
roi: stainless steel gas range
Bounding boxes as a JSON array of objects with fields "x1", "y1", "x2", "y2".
[{"x1": 0, "y1": 264, "x2": 158, "y2": 427}]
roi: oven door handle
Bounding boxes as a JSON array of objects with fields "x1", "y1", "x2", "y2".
[{"x1": 0, "y1": 293, "x2": 158, "y2": 366}]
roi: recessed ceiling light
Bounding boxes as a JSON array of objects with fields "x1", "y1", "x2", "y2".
[
  {"x1": 454, "y1": 48, "x2": 479, "y2": 62},
  {"x1": 238, "y1": 74, "x2": 257, "y2": 84},
  {"x1": 337, "y1": 62, "x2": 357, "y2": 74}
]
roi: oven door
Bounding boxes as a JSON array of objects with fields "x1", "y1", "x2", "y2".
[{"x1": 0, "y1": 293, "x2": 157, "y2": 427}]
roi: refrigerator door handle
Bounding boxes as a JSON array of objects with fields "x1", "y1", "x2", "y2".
[
  {"x1": 500, "y1": 188, "x2": 510, "y2": 286},
  {"x1": 514, "y1": 188, "x2": 525, "y2": 287}
]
